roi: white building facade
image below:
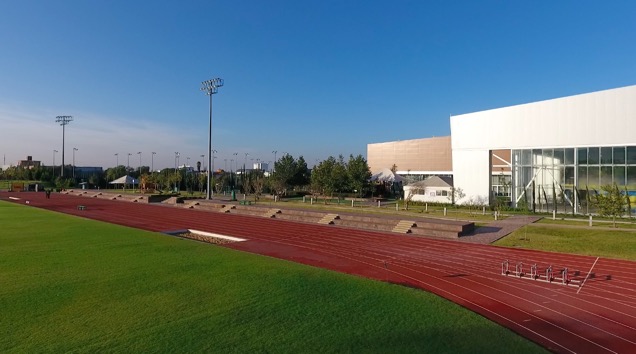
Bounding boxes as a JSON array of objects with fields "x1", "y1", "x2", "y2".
[{"x1": 450, "y1": 85, "x2": 636, "y2": 212}]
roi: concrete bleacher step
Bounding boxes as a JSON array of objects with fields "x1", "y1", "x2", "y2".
[
  {"x1": 185, "y1": 201, "x2": 199, "y2": 208},
  {"x1": 410, "y1": 227, "x2": 460, "y2": 239},
  {"x1": 393, "y1": 220, "x2": 416, "y2": 233},
  {"x1": 220, "y1": 205, "x2": 235, "y2": 213},
  {"x1": 187, "y1": 201, "x2": 226, "y2": 210},
  {"x1": 274, "y1": 213, "x2": 324, "y2": 223},
  {"x1": 333, "y1": 219, "x2": 396, "y2": 231},
  {"x1": 264, "y1": 209, "x2": 281, "y2": 218},
  {"x1": 318, "y1": 213, "x2": 339, "y2": 224}
]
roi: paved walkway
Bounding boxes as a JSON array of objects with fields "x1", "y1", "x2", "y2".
[{"x1": 458, "y1": 215, "x2": 542, "y2": 244}]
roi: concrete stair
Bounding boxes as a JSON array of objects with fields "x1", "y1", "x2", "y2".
[
  {"x1": 318, "y1": 213, "x2": 339, "y2": 224},
  {"x1": 392, "y1": 220, "x2": 416, "y2": 233},
  {"x1": 264, "y1": 209, "x2": 281, "y2": 218}
]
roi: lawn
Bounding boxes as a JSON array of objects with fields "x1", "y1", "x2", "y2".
[
  {"x1": 494, "y1": 224, "x2": 636, "y2": 260},
  {"x1": 0, "y1": 201, "x2": 545, "y2": 353}
]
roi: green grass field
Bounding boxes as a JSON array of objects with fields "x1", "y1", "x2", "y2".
[
  {"x1": 494, "y1": 224, "x2": 636, "y2": 260},
  {"x1": 0, "y1": 201, "x2": 545, "y2": 353}
]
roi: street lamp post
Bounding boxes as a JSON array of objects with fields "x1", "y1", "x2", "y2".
[
  {"x1": 55, "y1": 115, "x2": 73, "y2": 177},
  {"x1": 174, "y1": 152, "x2": 180, "y2": 191},
  {"x1": 201, "y1": 77, "x2": 224, "y2": 200},
  {"x1": 114, "y1": 153, "x2": 119, "y2": 167},
  {"x1": 53, "y1": 150, "x2": 58, "y2": 177},
  {"x1": 200, "y1": 154, "x2": 205, "y2": 171},
  {"x1": 127, "y1": 153, "x2": 132, "y2": 171},
  {"x1": 151, "y1": 152, "x2": 156, "y2": 173},
  {"x1": 212, "y1": 150, "x2": 217, "y2": 175},
  {"x1": 272, "y1": 151, "x2": 277, "y2": 172},
  {"x1": 73, "y1": 148, "x2": 78, "y2": 179},
  {"x1": 137, "y1": 152, "x2": 142, "y2": 175}
]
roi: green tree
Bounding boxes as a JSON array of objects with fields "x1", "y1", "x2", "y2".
[
  {"x1": 331, "y1": 155, "x2": 349, "y2": 197},
  {"x1": 105, "y1": 165, "x2": 127, "y2": 183},
  {"x1": 272, "y1": 154, "x2": 305, "y2": 196},
  {"x1": 347, "y1": 154, "x2": 371, "y2": 197},
  {"x1": 595, "y1": 183, "x2": 625, "y2": 227},
  {"x1": 293, "y1": 156, "x2": 310, "y2": 189},
  {"x1": 311, "y1": 156, "x2": 336, "y2": 197}
]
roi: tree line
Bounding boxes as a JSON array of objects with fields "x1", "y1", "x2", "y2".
[{"x1": 0, "y1": 154, "x2": 373, "y2": 198}]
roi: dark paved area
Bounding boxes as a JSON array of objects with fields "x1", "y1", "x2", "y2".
[{"x1": 459, "y1": 215, "x2": 542, "y2": 244}]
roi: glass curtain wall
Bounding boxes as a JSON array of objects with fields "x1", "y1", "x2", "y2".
[{"x1": 512, "y1": 146, "x2": 636, "y2": 214}]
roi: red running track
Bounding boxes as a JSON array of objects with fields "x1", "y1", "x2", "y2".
[{"x1": 4, "y1": 192, "x2": 636, "y2": 354}]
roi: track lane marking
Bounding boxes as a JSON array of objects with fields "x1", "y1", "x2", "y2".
[{"x1": 578, "y1": 257, "x2": 600, "y2": 294}]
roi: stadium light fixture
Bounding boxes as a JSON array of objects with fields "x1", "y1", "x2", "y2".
[{"x1": 201, "y1": 77, "x2": 224, "y2": 200}]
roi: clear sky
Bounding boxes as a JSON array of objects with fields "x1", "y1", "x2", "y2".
[{"x1": 1, "y1": 1, "x2": 635, "y2": 170}]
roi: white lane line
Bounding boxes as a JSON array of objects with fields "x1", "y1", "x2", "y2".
[{"x1": 578, "y1": 257, "x2": 600, "y2": 294}]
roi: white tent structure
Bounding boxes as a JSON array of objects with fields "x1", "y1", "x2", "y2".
[
  {"x1": 404, "y1": 176, "x2": 454, "y2": 203},
  {"x1": 109, "y1": 175, "x2": 138, "y2": 189},
  {"x1": 370, "y1": 168, "x2": 404, "y2": 183}
]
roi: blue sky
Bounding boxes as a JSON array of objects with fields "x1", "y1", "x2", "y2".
[{"x1": 1, "y1": 1, "x2": 635, "y2": 170}]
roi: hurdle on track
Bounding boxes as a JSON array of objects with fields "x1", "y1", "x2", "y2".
[{"x1": 501, "y1": 260, "x2": 581, "y2": 287}]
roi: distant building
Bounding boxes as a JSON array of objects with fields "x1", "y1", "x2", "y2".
[
  {"x1": 253, "y1": 162, "x2": 269, "y2": 171},
  {"x1": 74, "y1": 166, "x2": 104, "y2": 179},
  {"x1": 17, "y1": 156, "x2": 41, "y2": 169}
]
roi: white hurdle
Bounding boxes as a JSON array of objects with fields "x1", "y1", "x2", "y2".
[{"x1": 501, "y1": 260, "x2": 581, "y2": 287}]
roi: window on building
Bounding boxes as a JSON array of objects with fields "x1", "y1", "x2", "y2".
[
  {"x1": 601, "y1": 147, "x2": 613, "y2": 165},
  {"x1": 565, "y1": 148, "x2": 575, "y2": 165},
  {"x1": 588, "y1": 148, "x2": 600, "y2": 164},
  {"x1": 627, "y1": 147, "x2": 636, "y2": 165},
  {"x1": 613, "y1": 147, "x2": 626, "y2": 164},
  {"x1": 577, "y1": 148, "x2": 587, "y2": 165}
]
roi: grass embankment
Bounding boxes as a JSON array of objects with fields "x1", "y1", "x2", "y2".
[
  {"x1": 494, "y1": 224, "x2": 636, "y2": 260},
  {"x1": 0, "y1": 201, "x2": 545, "y2": 353}
]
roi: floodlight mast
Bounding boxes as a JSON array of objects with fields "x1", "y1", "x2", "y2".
[
  {"x1": 201, "y1": 77, "x2": 224, "y2": 200},
  {"x1": 55, "y1": 115, "x2": 73, "y2": 177}
]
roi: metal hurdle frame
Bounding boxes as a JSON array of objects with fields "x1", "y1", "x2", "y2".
[{"x1": 501, "y1": 260, "x2": 580, "y2": 287}]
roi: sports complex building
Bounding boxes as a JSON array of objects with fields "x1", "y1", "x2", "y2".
[{"x1": 367, "y1": 85, "x2": 636, "y2": 213}]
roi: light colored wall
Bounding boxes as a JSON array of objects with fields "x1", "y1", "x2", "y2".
[
  {"x1": 451, "y1": 85, "x2": 636, "y2": 204},
  {"x1": 367, "y1": 136, "x2": 452, "y2": 174},
  {"x1": 404, "y1": 185, "x2": 452, "y2": 203}
]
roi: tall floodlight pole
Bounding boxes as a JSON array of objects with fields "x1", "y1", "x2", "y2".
[
  {"x1": 151, "y1": 152, "x2": 156, "y2": 173},
  {"x1": 212, "y1": 150, "x2": 217, "y2": 175},
  {"x1": 53, "y1": 150, "x2": 58, "y2": 177},
  {"x1": 201, "y1": 77, "x2": 224, "y2": 200},
  {"x1": 272, "y1": 151, "x2": 278, "y2": 172},
  {"x1": 55, "y1": 116, "x2": 73, "y2": 177},
  {"x1": 127, "y1": 153, "x2": 131, "y2": 171},
  {"x1": 137, "y1": 152, "x2": 142, "y2": 174},
  {"x1": 115, "y1": 153, "x2": 119, "y2": 167},
  {"x1": 174, "y1": 152, "x2": 179, "y2": 191},
  {"x1": 73, "y1": 148, "x2": 78, "y2": 179}
]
